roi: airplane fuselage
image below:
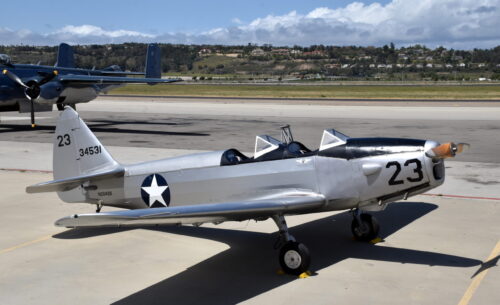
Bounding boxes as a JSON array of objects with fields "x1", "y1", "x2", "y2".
[{"x1": 62, "y1": 139, "x2": 445, "y2": 220}]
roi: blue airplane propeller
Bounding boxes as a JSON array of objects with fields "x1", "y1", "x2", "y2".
[{"x1": 2, "y1": 69, "x2": 58, "y2": 127}]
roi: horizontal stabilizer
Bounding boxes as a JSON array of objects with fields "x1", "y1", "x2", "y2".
[
  {"x1": 55, "y1": 193, "x2": 325, "y2": 228},
  {"x1": 26, "y1": 166, "x2": 124, "y2": 193}
]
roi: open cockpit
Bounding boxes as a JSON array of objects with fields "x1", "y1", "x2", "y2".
[{"x1": 220, "y1": 127, "x2": 348, "y2": 166}]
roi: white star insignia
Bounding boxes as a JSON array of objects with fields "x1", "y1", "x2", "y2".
[{"x1": 141, "y1": 175, "x2": 169, "y2": 207}]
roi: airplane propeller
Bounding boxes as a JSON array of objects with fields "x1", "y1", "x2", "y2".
[
  {"x1": 427, "y1": 142, "x2": 470, "y2": 159},
  {"x1": 2, "y1": 69, "x2": 58, "y2": 127}
]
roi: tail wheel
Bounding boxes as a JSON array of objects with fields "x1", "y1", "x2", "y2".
[
  {"x1": 279, "y1": 241, "x2": 311, "y2": 275},
  {"x1": 351, "y1": 213, "x2": 379, "y2": 242}
]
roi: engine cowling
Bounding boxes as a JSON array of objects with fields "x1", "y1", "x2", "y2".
[{"x1": 25, "y1": 80, "x2": 63, "y2": 105}]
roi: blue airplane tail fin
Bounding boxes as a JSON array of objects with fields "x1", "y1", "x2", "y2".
[
  {"x1": 145, "y1": 44, "x2": 161, "y2": 79},
  {"x1": 55, "y1": 43, "x2": 75, "y2": 68}
]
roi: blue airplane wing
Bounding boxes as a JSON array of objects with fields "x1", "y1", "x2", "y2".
[
  {"x1": 57, "y1": 74, "x2": 181, "y2": 84},
  {"x1": 99, "y1": 71, "x2": 145, "y2": 76}
]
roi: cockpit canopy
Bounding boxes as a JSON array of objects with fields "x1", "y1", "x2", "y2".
[
  {"x1": 254, "y1": 135, "x2": 282, "y2": 158},
  {"x1": 0, "y1": 54, "x2": 11, "y2": 65},
  {"x1": 319, "y1": 129, "x2": 349, "y2": 151}
]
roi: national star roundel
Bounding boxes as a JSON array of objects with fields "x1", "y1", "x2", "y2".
[{"x1": 140, "y1": 174, "x2": 171, "y2": 208}]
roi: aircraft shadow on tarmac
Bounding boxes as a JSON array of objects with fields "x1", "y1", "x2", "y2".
[
  {"x1": 53, "y1": 202, "x2": 481, "y2": 305},
  {"x1": 0, "y1": 121, "x2": 209, "y2": 137}
]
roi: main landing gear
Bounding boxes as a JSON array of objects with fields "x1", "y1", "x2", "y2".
[
  {"x1": 272, "y1": 215, "x2": 311, "y2": 275},
  {"x1": 57, "y1": 103, "x2": 76, "y2": 111},
  {"x1": 95, "y1": 200, "x2": 103, "y2": 213},
  {"x1": 271, "y1": 210, "x2": 380, "y2": 275},
  {"x1": 351, "y1": 209, "x2": 380, "y2": 242}
]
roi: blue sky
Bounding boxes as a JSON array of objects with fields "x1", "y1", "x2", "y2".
[
  {"x1": 1, "y1": 0, "x2": 389, "y2": 33},
  {"x1": 0, "y1": 0, "x2": 498, "y2": 49}
]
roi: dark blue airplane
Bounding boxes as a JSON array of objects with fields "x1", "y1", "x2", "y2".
[{"x1": 0, "y1": 43, "x2": 179, "y2": 127}]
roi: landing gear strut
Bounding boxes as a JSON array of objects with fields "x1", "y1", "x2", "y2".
[
  {"x1": 351, "y1": 209, "x2": 379, "y2": 242},
  {"x1": 57, "y1": 103, "x2": 76, "y2": 111},
  {"x1": 95, "y1": 200, "x2": 103, "y2": 213},
  {"x1": 272, "y1": 215, "x2": 311, "y2": 275}
]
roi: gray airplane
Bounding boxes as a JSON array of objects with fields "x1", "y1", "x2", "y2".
[
  {"x1": 1, "y1": 43, "x2": 179, "y2": 127},
  {"x1": 27, "y1": 107, "x2": 468, "y2": 275}
]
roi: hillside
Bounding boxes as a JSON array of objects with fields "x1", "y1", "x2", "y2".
[{"x1": 1, "y1": 43, "x2": 499, "y2": 81}]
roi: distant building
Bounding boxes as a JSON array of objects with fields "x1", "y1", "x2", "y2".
[
  {"x1": 324, "y1": 64, "x2": 340, "y2": 69},
  {"x1": 198, "y1": 48, "x2": 212, "y2": 56},
  {"x1": 271, "y1": 49, "x2": 290, "y2": 56},
  {"x1": 302, "y1": 50, "x2": 327, "y2": 57},
  {"x1": 251, "y1": 48, "x2": 266, "y2": 56}
]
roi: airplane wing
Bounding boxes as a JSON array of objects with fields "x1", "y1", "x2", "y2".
[
  {"x1": 57, "y1": 74, "x2": 181, "y2": 84},
  {"x1": 99, "y1": 71, "x2": 145, "y2": 76},
  {"x1": 55, "y1": 192, "x2": 326, "y2": 228}
]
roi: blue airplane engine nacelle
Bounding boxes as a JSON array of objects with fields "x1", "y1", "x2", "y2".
[
  {"x1": 36, "y1": 81, "x2": 63, "y2": 104},
  {"x1": 21, "y1": 79, "x2": 63, "y2": 105}
]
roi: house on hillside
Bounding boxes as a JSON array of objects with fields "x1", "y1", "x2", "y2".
[
  {"x1": 271, "y1": 49, "x2": 290, "y2": 56},
  {"x1": 251, "y1": 48, "x2": 266, "y2": 56},
  {"x1": 302, "y1": 50, "x2": 327, "y2": 57},
  {"x1": 198, "y1": 48, "x2": 212, "y2": 56}
]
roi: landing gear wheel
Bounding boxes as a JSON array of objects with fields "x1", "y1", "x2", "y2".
[
  {"x1": 57, "y1": 103, "x2": 65, "y2": 111},
  {"x1": 351, "y1": 213, "x2": 379, "y2": 242},
  {"x1": 279, "y1": 241, "x2": 311, "y2": 275}
]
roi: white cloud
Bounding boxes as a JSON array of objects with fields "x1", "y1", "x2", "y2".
[
  {"x1": 0, "y1": 1, "x2": 499, "y2": 49},
  {"x1": 54, "y1": 25, "x2": 154, "y2": 39},
  {"x1": 231, "y1": 18, "x2": 243, "y2": 25}
]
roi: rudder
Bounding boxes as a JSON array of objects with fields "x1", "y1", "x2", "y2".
[
  {"x1": 145, "y1": 43, "x2": 161, "y2": 79},
  {"x1": 55, "y1": 43, "x2": 75, "y2": 68}
]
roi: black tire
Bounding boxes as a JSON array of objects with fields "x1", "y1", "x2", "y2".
[
  {"x1": 57, "y1": 103, "x2": 65, "y2": 111},
  {"x1": 351, "y1": 214, "x2": 380, "y2": 242},
  {"x1": 279, "y1": 241, "x2": 311, "y2": 275}
]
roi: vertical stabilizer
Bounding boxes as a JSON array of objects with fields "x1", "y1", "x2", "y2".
[
  {"x1": 55, "y1": 43, "x2": 75, "y2": 68},
  {"x1": 145, "y1": 43, "x2": 161, "y2": 79},
  {"x1": 53, "y1": 107, "x2": 119, "y2": 202}
]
